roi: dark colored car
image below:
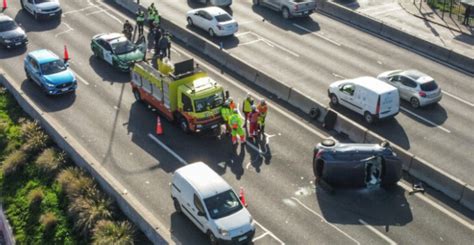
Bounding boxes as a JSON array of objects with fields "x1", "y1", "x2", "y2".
[
  {"x1": 0, "y1": 14, "x2": 28, "y2": 49},
  {"x1": 313, "y1": 139, "x2": 402, "y2": 189}
]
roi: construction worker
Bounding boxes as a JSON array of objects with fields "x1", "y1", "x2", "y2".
[
  {"x1": 136, "y1": 10, "x2": 145, "y2": 37},
  {"x1": 220, "y1": 101, "x2": 231, "y2": 134},
  {"x1": 122, "y1": 20, "x2": 133, "y2": 41},
  {"x1": 248, "y1": 105, "x2": 260, "y2": 139},
  {"x1": 229, "y1": 109, "x2": 246, "y2": 145},
  {"x1": 152, "y1": 10, "x2": 161, "y2": 29},
  {"x1": 257, "y1": 99, "x2": 268, "y2": 134},
  {"x1": 227, "y1": 97, "x2": 236, "y2": 110},
  {"x1": 242, "y1": 93, "x2": 254, "y2": 128}
]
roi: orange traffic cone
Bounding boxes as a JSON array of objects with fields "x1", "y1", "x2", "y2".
[
  {"x1": 156, "y1": 116, "x2": 163, "y2": 135},
  {"x1": 2, "y1": 0, "x2": 7, "y2": 11},
  {"x1": 63, "y1": 45, "x2": 69, "y2": 62},
  {"x1": 239, "y1": 187, "x2": 247, "y2": 207}
]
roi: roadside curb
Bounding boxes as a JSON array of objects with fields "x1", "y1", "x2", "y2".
[{"x1": 0, "y1": 70, "x2": 173, "y2": 245}]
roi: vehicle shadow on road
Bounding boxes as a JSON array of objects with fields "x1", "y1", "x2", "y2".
[
  {"x1": 399, "y1": 101, "x2": 448, "y2": 127},
  {"x1": 250, "y1": 5, "x2": 321, "y2": 35},
  {"x1": 316, "y1": 186, "x2": 413, "y2": 226},
  {"x1": 185, "y1": 24, "x2": 241, "y2": 49},
  {"x1": 170, "y1": 212, "x2": 211, "y2": 245},
  {"x1": 332, "y1": 0, "x2": 360, "y2": 10},
  {"x1": 0, "y1": 45, "x2": 27, "y2": 59},
  {"x1": 20, "y1": 79, "x2": 76, "y2": 112},
  {"x1": 13, "y1": 10, "x2": 61, "y2": 33},
  {"x1": 88, "y1": 56, "x2": 131, "y2": 84}
]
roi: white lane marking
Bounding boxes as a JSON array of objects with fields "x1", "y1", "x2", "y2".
[
  {"x1": 86, "y1": 9, "x2": 107, "y2": 16},
  {"x1": 148, "y1": 133, "x2": 188, "y2": 166},
  {"x1": 293, "y1": 23, "x2": 342, "y2": 47},
  {"x1": 238, "y1": 39, "x2": 262, "y2": 47},
  {"x1": 400, "y1": 107, "x2": 451, "y2": 133},
  {"x1": 235, "y1": 31, "x2": 251, "y2": 37},
  {"x1": 332, "y1": 73, "x2": 345, "y2": 79},
  {"x1": 252, "y1": 232, "x2": 269, "y2": 242},
  {"x1": 260, "y1": 38, "x2": 300, "y2": 57},
  {"x1": 87, "y1": 0, "x2": 122, "y2": 24},
  {"x1": 74, "y1": 72, "x2": 90, "y2": 85},
  {"x1": 291, "y1": 197, "x2": 360, "y2": 245},
  {"x1": 54, "y1": 23, "x2": 74, "y2": 37},
  {"x1": 442, "y1": 91, "x2": 474, "y2": 107},
  {"x1": 238, "y1": 21, "x2": 256, "y2": 26},
  {"x1": 62, "y1": 5, "x2": 97, "y2": 16},
  {"x1": 170, "y1": 48, "x2": 181, "y2": 56},
  {"x1": 253, "y1": 221, "x2": 285, "y2": 244},
  {"x1": 358, "y1": 219, "x2": 397, "y2": 245},
  {"x1": 398, "y1": 182, "x2": 474, "y2": 230}
]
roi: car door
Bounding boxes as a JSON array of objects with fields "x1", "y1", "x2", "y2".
[
  {"x1": 97, "y1": 40, "x2": 114, "y2": 65},
  {"x1": 29, "y1": 58, "x2": 42, "y2": 86},
  {"x1": 338, "y1": 83, "x2": 359, "y2": 112},
  {"x1": 193, "y1": 11, "x2": 206, "y2": 29},
  {"x1": 24, "y1": 0, "x2": 35, "y2": 14},
  {"x1": 388, "y1": 75, "x2": 404, "y2": 99},
  {"x1": 399, "y1": 76, "x2": 418, "y2": 100},
  {"x1": 189, "y1": 194, "x2": 208, "y2": 233},
  {"x1": 201, "y1": 11, "x2": 213, "y2": 31}
]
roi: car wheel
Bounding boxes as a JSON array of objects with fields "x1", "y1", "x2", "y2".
[
  {"x1": 187, "y1": 17, "x2": 193, "y2": 26},
  {"x1": 209, "y1": 28, "x2": 215, "y2": 37},
  {"x1": 172, "y1": 198, "x2": 182, "y2": 213},
  {"x1": 282, "y1": 7, "x2": 290, "y2": 19},
  {"x1": 25, "y1": 69, "x2": 31, "y2": 81},
  {"x1": 179, "y1": 117, "x2": 190, "y2": 134},
  {"x1": 330, "y1": 94, "x2": 338, "y2": 106},
  {"x1": 208, "y1": 231, "x2": 218, "y2": 245},
  {"x1": 321, "y1": 139, "x2": 336, "y2": 147},
  {"x1": 410, "y1": 97, "x2": 420, "y2": 109},
  {"x1": 364, "y1": 111, "x2": 374, "y2": 124},
  {"x1": 133, "y1": 89, "x2": 142, "y2": 102}
]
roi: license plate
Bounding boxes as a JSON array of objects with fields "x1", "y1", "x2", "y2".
[
  {"x1": 211, "y1": 124, "x2": 218, "y2": 129},
  {"x1": 49, "y1": 13, "x2": 55, "y2": 16},
  {"x1": 304, "y1": 11, "x2": 309, "y2": 14},
  {"x1": 61, "y1": 88, "x2": 69, "y2": 92},
  {"x1": 238, "y1": 236, "x2": 247, "y2": 242},
  {"x1": 15, "y1": 42, "x2": 21, "y2": 45}
]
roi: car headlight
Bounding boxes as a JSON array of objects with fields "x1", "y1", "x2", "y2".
[
  {"x1": 45, "y1": 82, "x2": 55, "y2": 88},
  {"x1": 4, "y1": 39, "x2": 12, "y2": 43},
  {"x1": 218, "y1": 228, "x2": 229, "y2": 237}
]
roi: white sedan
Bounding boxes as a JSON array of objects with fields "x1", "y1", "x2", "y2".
[{"x1": 186, "y1": 7, "x2": 238, "y2": 37}]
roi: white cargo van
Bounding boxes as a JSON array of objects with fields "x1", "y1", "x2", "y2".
[
  {"x1": 171, "y1": 162, "x2": 256, "y2": 244},
  {"x1": 328, "y1": 76, "x2": 399, "y2": 124}
]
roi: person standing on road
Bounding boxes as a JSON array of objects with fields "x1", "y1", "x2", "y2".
[
  {"x1": 153, "y1": 27, "x2": 162, "y2": 53},
  {"x1": 229, "y1": 109, "x2": 246, "y2": 145},
  {"x1": 242, "y1": 93, "x2": 254, "y2": 128},
  {"x1": 248, "y1": 105, "x2": 260, "y2": 140},
  {"x1": 122, "y1": 20, "x2": 133, "y2": 41},
  {"x1": 257, "y1": 99, "x2": 268, "y2": 135},
  {"x1": 220, "y1": 101, "x2": 231, "y2": 135},
  {"x1": 136, "y1": 10, "x2": 145, "y2": 37},
  {"x1": 158, "y1": 35, "x2": 169, "y2": 60},
  {"x1": 464, "y1": 6, "x2": 472, "y2": 25},
  {"x1": 165, "y1": 32, "x2": 172, "y2": 59}
]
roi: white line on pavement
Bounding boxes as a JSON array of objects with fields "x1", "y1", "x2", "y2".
[
  {"x1": 442, "y1": 91, "x2": 474, "y2": 107},
  {"x1": 235, "y1": 31, "x2": 251, "y2": 37},
  {"x1": 54, "y1": 23, "x2": 74, "y2": 37},
  {"x1": 358, "y1": 219, "x2": 397, "y2": 245},
  {"x1": 260, "y1": 37, "x2": 300, "y2": 57},
  {"x1": 87, "y1": 0, "x2": 122, "y2": 24},
  {"x1": 86, "y1": 9, "x2": 107, "y2": 16},
  {"x1": 238, "y1": 39, "x2": 262, "y2": 47},
  {"x1": 398, "y1": 182, "x2": 474, "y2": 230},
  {"x1": 148, "y1": 133, "x2": 188, "y2": 165},
  {"x1": 291, "y1": 197, "x2": 360, "y2": 245},
  {"x1": 400, "y1": 107, "x2": 451, "y2": 133},
  {"x1": 74, "y1": 72, "x2": 90, "y2": 85},
  {"x1": 253, "y1": 221, "x2": 285, "y2": 244},
  {"x1": 293, "y1": 24, "x2": 342, "y2": 46},
  {"x1": 62, "y1": 5, "x2": 97, "y2": 16},
  {"x1": 332, "y1": 73, "x2": 345, "y2": 79},
  {"x1": 252, "y1": 232, "x2": 269, "y2": 242}
]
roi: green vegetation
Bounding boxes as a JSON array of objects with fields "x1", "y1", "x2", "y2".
[{"x1": 0, "y1": 86, "x2": 138, "y2": 244}]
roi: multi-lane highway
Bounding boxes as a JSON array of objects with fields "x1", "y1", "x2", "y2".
[
  {"x1": 0, "y1": 0, "x2": 473, "y2": 244},
  {"x1": 151, "y1": 0, "x2": 474, "y2": 187}
]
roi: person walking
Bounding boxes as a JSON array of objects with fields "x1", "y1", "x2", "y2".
[
  {"x1": 229, "y1": 109, "x2": 246, "y2": 145},
  {"x1": 242, "y1": 93, "x2": 253, "y2": 128},
  {"x1": 147, "y1": 3, "x2": 157, "y2": 26},
  {"x1": 227, "y1": 97, "x2": 236, "y2": 110},
  {"x1": 165, "y1": 32, "x2": 172, "y2": 59},
  {"x1": 136, "y1": 10, "x2": 145, "y2": 37},
  {"x1": 153, "y1": 27, "x2": 162, "y2": 53},
  {"x1": 257, "y1": 99, "x2": 267, "y2": 135},
  {"x1": 122, "y1": 20, "x2": 133, "y2": 41},
  {"x1": 220, "y1": 101, "x2": 231, "y2": 135},
  {"x1": 464, "y1": 6, "x2": 471, "y2": 25},
  {"x1": 248, "y1": 105, "x2": 260, "y2": 140},
  {"x1": 158, "y1": 35, "x2": 169, "y2": 60}
]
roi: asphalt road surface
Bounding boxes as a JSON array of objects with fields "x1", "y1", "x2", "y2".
[
  {"x1": 149, "y1": 0, "x2": 474, "y2": 187},
  {"x1": 0, "y1": 0, "x2": 473, "y2": 244}
]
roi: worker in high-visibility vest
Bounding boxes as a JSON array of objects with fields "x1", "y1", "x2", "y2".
[
  {"x1": 257, "y1": 99, "x2": 268, "y2": 134},
  {"x1": 248, "y1": 105, "x2": 260, "y2": 139},
  {"x1": 229, "y1": 109, "x2": 246, "y2": 145},
  {"x1": 220, "y1": 101, "x2": 232, "y2": 134},
  {"x1": 136, "y1": 10, "x2": 145, "y2": 37},
  {"x1": 227, "y1": 97, "x2": 236, "y2": 110},
  {"x1": 242, "y1": 93, "x2": 254, "y2": 128}
]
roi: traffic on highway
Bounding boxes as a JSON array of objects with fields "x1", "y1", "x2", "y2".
[{"x1": 0, "y1": 0, "x2": 473, "y2": 244}]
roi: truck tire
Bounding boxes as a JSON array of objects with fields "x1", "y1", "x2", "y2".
[
  {"x1": 208, "y1": 231, "x2": 218, "y2": 245},
  {"x1": 20, "y1": 0, "x2": 25, "y2": 9},
  {"x1": 282, "y1": 7, "x2": 290, "y2": 19},
  {"x1": 179, "y1": 117, "x2": 190, "y2": 134}
]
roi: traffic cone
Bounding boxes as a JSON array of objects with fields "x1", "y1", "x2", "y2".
[
  {"x1": 63, "y1": 45, "x2": 69, "y2": 62},
  {"x1": 239, "y1": 187, "x2": 248, "y2": 207},
  {"x1": 2, "y1": 0, "x2": 7, "y2": 11},
  {"x1": 156, "y1": 116, "x2": 163, "y2": 135}
]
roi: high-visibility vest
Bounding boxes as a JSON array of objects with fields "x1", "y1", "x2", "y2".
[
  {"x1": 243, "y1": 98, "x2": 252, "y2": 113},
  {"x1": 137, "y1": 13, "x2": 145, "y2": 22},
  {"x1": 221, "y1": 107, "x2": 230, "y2": 121},
  {"x1": 229, "y1": 114, "x2": 242, "y2": 129}
]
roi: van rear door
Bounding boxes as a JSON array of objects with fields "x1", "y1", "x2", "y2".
[{"x1": 378, "y1": 89, "x2": 399, "y2": 119}]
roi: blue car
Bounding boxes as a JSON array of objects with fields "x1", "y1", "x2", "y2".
[{"x1": 24, "y1": 49, "x2": 77, "y2": 95}]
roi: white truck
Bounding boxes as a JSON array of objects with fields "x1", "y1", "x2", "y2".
[
  {"x1": 20, "y1": 0, "x2": 62, "y2": 20},
  {"x1": 253, "y1": 0, "x2": 317, "y2": 19}
]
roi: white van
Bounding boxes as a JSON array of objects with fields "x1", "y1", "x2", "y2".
[
  {"x1": 171, "y1": 162, "x2": 256, "y2": 244},
  {"x1": 328, "y1": 76, "x2": 399, "y2": 124}
]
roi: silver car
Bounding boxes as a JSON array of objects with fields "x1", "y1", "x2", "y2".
[{"x1": 377, "y1": 70, "x2": 442, "y2": 108}]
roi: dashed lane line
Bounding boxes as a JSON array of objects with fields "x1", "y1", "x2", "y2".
[
  {"x1": 74, "y1": 72, "x2": 90, "y2": 86},
  {"x1": 400, "y1": 107, "x2": 451, "y2": 133},
  {"x1": 253, "y1": 221, "x2": 285, "y2": 244},
  {"x1": 293, "y1": 23, "x2": 342, "y2": 47},
  {"x1": 54, "y1": 23, "x2": 74, "y2": 38},
  {"x1": 148, "y1": 133, "x2": 188, "y2": 166},
  {"x1": 358, "y1": 219, "x2": 397, "y2": 245},
  {"x1": 442, "y1": 90, "x2": 474, "y2": 107},
  {"x1": 252, "y1": 231, "x2": 269, "y2": 242}
]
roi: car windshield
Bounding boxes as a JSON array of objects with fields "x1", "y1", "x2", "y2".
[
  {"x1": 40, "y1": 60, "x2": 67, "y2": 75},
  {"x1": 194, "y1": 92, "x2": 224, "y2": 113},
  {"x1": 111, "y1": 40, "x2": 136, "y2": 55},
  {"x1": 215, "y1": 14, "x2": 232, "y2": 23},
  {"x1": 204, "y1": 190, "x2": 243, "y2": 220},
  {"x1": 420, "y1": 81, "x2": 438, "y2": 91},
  {"x1": 0, "y1": 20, "x2": 17, "y2": 32}
]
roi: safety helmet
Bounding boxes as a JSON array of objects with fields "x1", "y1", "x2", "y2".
[
  {"x1": 251, "y1": 105, "x2": 257, "y2": 111},
  {"x1": 228, "y1": 97, "x2": 234, "y2": 102},
  {"x1": 246, "y1": 93, "x2": 251, "y2": 99},
  {"x1": 260, "y1": 99, "x2": 266, "y2": 105}
]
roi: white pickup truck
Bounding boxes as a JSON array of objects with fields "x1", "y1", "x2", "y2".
[
  {"x1": 20, "y1": 0, "x2": 62, "y2": 20},
  {"x1": 253, "y1": 0, "x2": 317, "y2": 19}
]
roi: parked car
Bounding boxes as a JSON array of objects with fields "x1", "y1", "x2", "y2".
[
  {"x1": 20, "y1": 0, "x2": 62, "y2": 20},
  {"x1": 24, "y1": 49, "x2": 77, "y2": 95},
  {"x1": 186, "y1": 7, "x2": 238, "y2": 37},
  {"x1": 0, "y1": 14, "x2": 28, "y2": 49},
  {"x1": 192, "y1": 0, "x2": 232, "y2": 8},
  {"x1": 328, "y1": 76, "x2": 400, "y2": 124},
  {"x1": 91, "y1": 33, "x2": 146, "y2": 72},
  {"x1": 171, "y1": 162, "x2": 256, "y2": 244},
  {"x1": 377, "y1": 69, "x2": 442, "y2": 108},
  {"x1": 252, "y1": 0, "x2": 317, "y2": 19},
  {"x1": 313, "y1": 139, "x2": 402, "y2": 189}
]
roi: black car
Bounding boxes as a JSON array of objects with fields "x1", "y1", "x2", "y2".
[
  {"x1": 0, "y1": 14, "x2": 28, "y2": 49},
  {"x1": 313, "y1": 139, "x2": 402, "y2": 189}
]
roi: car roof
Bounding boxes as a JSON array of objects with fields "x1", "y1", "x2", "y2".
[
  {"x1": 96, "y1": 33, "x2": 126, "y2": 43},
  {"x1": 400, "y1": 70, "x2": 434, "y2": 84},
  {"x1": 174, "y1": 162, "x2": 231, "y2": 199},
  {"x1": 0, "y1": 14, "x2": 13, "y2": 22},
  {"x1": 28, "y1": 49, "x2": 60, "y2": 64},
  {"x1": 344, "y1": 76, "x2": 397, "y2": 94},
  {"x1": 200, "y1": 6, "x2": 229, "y2": 16}
]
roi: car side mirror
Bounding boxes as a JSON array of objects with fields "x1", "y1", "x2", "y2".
[
  {"x1": 64, "y1": 62, "x2": 69, "y2": 68},
  {"x1": 195, "y1": 13, "x2": 200, "y2": 16}
]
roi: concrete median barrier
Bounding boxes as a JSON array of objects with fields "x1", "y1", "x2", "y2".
[
  {"x1": 161, "y1": 19, "x2": 191, "y2": 45},
  {"x1": 349, "y1": 13, "x2": 383, "y2": 34},
  {"x1": 254, "y1": 72, "x2": 291, "y2": 101},
  {"x1": 460, "y1": 185, "x2": 474, "y2": 211},
  {"x1": 409, "y1": 156, "x2": 466, "y2": 202},
  {"x1": 333, "y1": 114, "x2": 367, "y2": 143},
  {"x1": 287, "y1": 88, "x2": 328, "y2": 122},
  {"x1": 203, "y1": 42, "x2": 229, "y2": 67},
  {"x1": 408, "y1": 38, "x2": 452, "y2": 63},
  {"x1": 448, "y1": 52, "x2": 474, "y2": 74},
  {"x1": 225, "y1": 55, "x2": 259, "y2": 83},
  {"x1": 391, "y1": 144, "x2": 414, "y2": 171},
  {"x1": 363, "y1": 129, "x2": 384, "y2": 144}
]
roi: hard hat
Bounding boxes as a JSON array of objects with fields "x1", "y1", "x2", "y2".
[
  {"x1": 228, "y1": 97, "x2": 233, "y2": 102},
  {"x1": 260, "y1": 99, "x2": 266, "y2": 105},
  {"x1": 251, "y1": 105, "x2": 257, "y2": 111},
  {"x1": 224, "y1": 101, "x2": 230, "y2": 107},
  {"x1": 246, "y1": 93, "x2": 251, "y2": 98}
]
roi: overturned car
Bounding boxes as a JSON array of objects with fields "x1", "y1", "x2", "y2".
[{"x1": 313, "y1": 139, "x2": 402, "y2": 190}]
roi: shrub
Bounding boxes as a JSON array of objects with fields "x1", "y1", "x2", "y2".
[
  {"x1": 27, "y1": 187, "x2": 45, "y2": 208},
  {"x1": 35, "y1": 148, "x2": 66, "y2": 174},
  {"x1": 57, "y1": 167, "x2": 95, "y2": 199},
  {"x1": 40, "y1": 212, "x2": 58, "y2": 232},
  {"x1": 68, "y1": 195, "x2": 113, "y2": 237},
  {"x1": 1, "y1": 149, "x2": 28, "y2": 176},
  {"x1": 20, "y1": 120, "x2": 50, "y2": 154},
  {"x1": 92, "y1": 220, "x2": 135, "y2": 245}
]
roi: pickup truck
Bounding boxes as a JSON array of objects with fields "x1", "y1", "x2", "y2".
[{"x1": 253, "y1": 0, "x2": 317, "y2": 19}]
